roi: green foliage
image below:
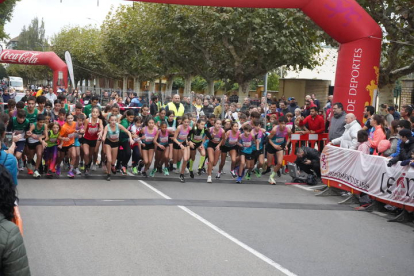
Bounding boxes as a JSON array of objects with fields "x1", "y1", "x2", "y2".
[
  {"x1": 191, "y1": 76, "x2": 207, "y2": 92},
  {"x1": 267, "y1": 72, "x2": 280, "y2": 91},
  {"x1": 357, "y1": 0, "x2": 414, "y2": 87},
  {"x1": 16, "y1": 17, "x2": 48, "y2": 51},
  {"x1": 0, "y1": 0, "x2": 20, "y2": 41},
  {"x1": 172, "y1": 77, "x2": 185, "y2": 90},
  {"x1": 0, "y1": 64, "x2": 8, "y2": 79},
  {"x1": 6, "y1": 64, "x2": 52, "y2": 84},
  {"x1": 52, "y1": 26, "x2": 111, "y2": 85}
]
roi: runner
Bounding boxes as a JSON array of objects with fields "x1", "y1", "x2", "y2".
[
  {"x1": 7, "y1": 110, "x2": 29, "y2": 171},
  {"x1": 172, "y1": 115, "x2": 191, "y2": 182},
  {"x1": 219, "y1": 122, "x2": 240, "y2": 179},
  {"x1": 153, "y1": 121, "x2": 170, "y2": 176},
  {"x1": 206, "y1": 119, "x2": 224, "y2": 183},
  {"x1": 166, "y1": 110, "x2": 177, "y2": 171},
  {"x1": 130, "y1": 116, "x2": 143, "y2": 175},
  {"x1": 44, "y1": 122, "x2": 61, "y2": 178},
  {"x1": 26, "y1": 114, "x2": 48, "y2": 178},
  {"x1": 101, "y1": 115, "x2": 133, "y2": 181},
  {"x1": 251, "y1": 119, "x2": 266, "y2": 178},
  {"x1": 57, "y1": 113, "x2": 77, "y2": 179},
  {"x1": 188, "y1": 119, "x2": 207, "y2": 179},
  {"x1": 82, "y1": 107, "x2": 103, "y2": 176},
  {"x1": 238, "y1": 124, "x2": 257, "y2": 183},
  {"x1": 73, "y1": 114, "x2": 85, "y2": 176},
  {"x1": 140, "y1": 117, "x2": 158, "y2": 178},
  {"x1": 117, "y1": 110, "x2": 135, "y2": 175},
  {"x1": 266, "y1": 116, "x2": 291, "y2": 185}
]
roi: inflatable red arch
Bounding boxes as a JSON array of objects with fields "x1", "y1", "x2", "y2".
[
  {"x1": 0, "y1": 50, "x2": 68, "y2": 92},
  {"x1": 135, "y1": 0, "x2": 382, "y2": 121}
]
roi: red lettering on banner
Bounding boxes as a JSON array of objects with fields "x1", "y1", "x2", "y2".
[
  {"x1": 347, "y1": 48, "x2": 362, "y2": 111},
  {"x1": 0, "y1": 51, "x2": 40, "y2": 64}
]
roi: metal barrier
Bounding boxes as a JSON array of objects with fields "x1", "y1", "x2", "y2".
[{"x1": 283, "y1": 133, "x2": 329, "y2": 164}]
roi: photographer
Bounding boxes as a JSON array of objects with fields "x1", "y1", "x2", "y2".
[{"x1": 294, "y1": 146, "x2": 321, "y2": 178}]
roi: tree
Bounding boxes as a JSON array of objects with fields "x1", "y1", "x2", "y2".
[
  {"x1": 0, "y1": 0, "x2": 20, "y2": 41},
  {"x1": 16, "y1": 17, "x2": 48, "y2": 51},
  {"x1": 6, "y1": 64, "x2": 52, "y2": 85},
  {"x1": 52, "y1": 26, "x2": 111, "y2": 88},
  {"x1": 357, "y1": 0, "x2": 414, "y2": 104},
  {"x1": 0, "y1": 64, "x2": 7, "y2": 79}
]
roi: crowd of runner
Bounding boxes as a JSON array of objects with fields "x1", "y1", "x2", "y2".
[{"x1": 1, "y1": 86, "x2": 413, "y2": 185}]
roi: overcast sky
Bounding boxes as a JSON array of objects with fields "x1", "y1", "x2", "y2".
[{"x1": 5, "y1": 0, "x2": 132, "y2": 40}]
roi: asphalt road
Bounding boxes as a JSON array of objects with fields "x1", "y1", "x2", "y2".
[{"x1": 16, "y1": 166, "x2": 414, "y2": 276}]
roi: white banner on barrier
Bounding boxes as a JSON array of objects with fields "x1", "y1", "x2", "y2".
[{"x1": 321, "y1": 145, "x2": 414, "y2": 207}]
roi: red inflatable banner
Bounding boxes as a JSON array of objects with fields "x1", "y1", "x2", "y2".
[
  {"x1": 135, "y1": 0, "x2": 382, "y2": 122},
  {"x1": 0, "y1": 50, "x2": 68, "y2": 92}
]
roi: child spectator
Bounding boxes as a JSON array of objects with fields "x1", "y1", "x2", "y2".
[{"x1": 357, "y1": 130, "x2": 370, "y2": 154}]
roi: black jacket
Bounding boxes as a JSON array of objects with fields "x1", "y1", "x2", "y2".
[
  {"x1": 295, "y1": 147, "x2": 320, "y2": 167},
  {"x1": 389, "y1": 137, "x2": 414, "y2": 165}
]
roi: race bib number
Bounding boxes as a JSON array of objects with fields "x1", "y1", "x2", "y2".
[
  {"x1": 243, "y1": 141, "x2": 252, "y2": 148},
  {"x1": 275, "y1": 138, "x2": 284, "y2": 144},
  {"x1": 88, "y1": 127, "x2": 98, "y2": 134},
  {"x1": 109, "y1": 134, "x2": 119, "y2": 140},
  {"x1": 193, "y1": 135, "x2": 203, "y2": 141},
  {"x1": 178, "y1": 134, "x2": 187, "y2": 141},
  {"x1": 68, "y1": 133, "x2": 76, "y2": 138},
  {"x1": 229, "y1": 137, "x2": 238, "y2": 144},
  {"x1": 160, "y1": 137, "x2": 169, "y2": 143},
  {"x1": 213, "y1": 137, "x2": 221, "y2": 142},
  {"x1": 49, "y1": 138, "x2": 57, "y2": 143},
  {"x1": 146, "y1": 136, "x2": 154, "y2": 142}
]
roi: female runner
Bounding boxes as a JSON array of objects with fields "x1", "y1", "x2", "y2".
[
  {"x1": 153, "y1": 121, "x2": 170, "y2": 176},
  {"x1": 219, "y1": 122, "x2": 240, "y2": 179},
  {"x1": 82, "y1": 107, "x2": 103, "y2": 176},
  {"x1": 187, "y1": 119, "x2": 207, "y2": 179},
  {"x1": 172, "y1": 115, "x2": 191, "y2": 182},
  {"x1": 206, "y1": 119, "x2": 224, "y2": 183},
  {"x1": 140, "y1": 117, "x2": 158, "y2": 178}
]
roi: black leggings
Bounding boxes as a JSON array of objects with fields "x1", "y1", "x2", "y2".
[
  {"x1": 117, "y1": 140, "x2": 131, "y2": 168},
  {"x1": 132, "y1": 146, "x2": 142, "y2": 166}
]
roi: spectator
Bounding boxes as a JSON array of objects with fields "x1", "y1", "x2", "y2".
[
  {"x1": 229, "y1": 103, "x2": 239, "y2": 121},
  {"x1": 385, "y1": 106, "x2": 395, "y2": 127},
  {"x1": 357, "y1": 130, "x2": 370, "y2": 154},
  {"x1": 392, "y1": 105, "x2": 401, "y2": 120},
  {"x1": 329, "y1": 102, "x2": 346, "y2": 141},
  {"x1": 0, "y1": 166, "x2": 31, "y2": 275},
  {"x1": 251, "y1": 93, "x2": 260, "y2": 107},
  {"x1": 130, "y1": 93, "x2": 142, "y2": 107},
  {"x1": 0, "y1": 123, "x2": 19, "y2": 185},
  {"x1": 302, "y1": 100, "x2": 311, "y2": 117},
  {"x1": 287, "y1": 97, "x2": 298, "y2": 114},
  {"x1": 165, "y1": 94, "x2": 185, "y2": 117},
  {"x1": 279, "y1": 101, "x2": 289, "y2": 115},
  {"x1": 182, "y1": 96, "x2": 192, "y2": 114},
  {"x1": 400, "y1": 151, "x2": 414, "y2": 167},
  {"x1": 330, "y1": 113, "x2": 361, "y2": 149},
  {"x1": 241, "y1": 97, "x2": 251, "y2": 112},
  {"x1": 299, "y1": 107, "x2": 325, "y2": 134},
  {"x1": 84, "y1": 96, "x2": 101, "y2": 118},
  {"x1": 362, "y1": 105, "x2": 376, "y2": 132},
  {"x1": 1, "y1": 89, "x2": 11, "y2": 103},
  {"x1": 388, "y1": 129, "x2": 414, "y2": 167},
  {"x1": 311, "y1": 94, "x2": 320, "y2": 109},
  {"x1": 81, "y1": 90, "x2": 92, "y2": 105},
  {"x1": 213, "y1": 97, "x2": 222, "y2": 118},
  {"x1": 266, "y1": 102, "x2": 282, "y2": 119},
  {"x1": 21, "y1": 90, "x2": 32, "y2": 103},
  {"x1": 194, "y1": 97, "x2": 203, "y2": 115},
  {"x1": 400, "y1": 105, "x2": 413, "y2": 121},
  {"x1": 368, "y1": 114, "x2": 386, "y2": 155},
  {"x1": 150, "y1": 95, "x2": 159, "y2": 116},
  {"x1": 383, "y1": 120, "x2": 400, "y2": 157},
  {"x1": 44, "y1": 87, "x2": 57, "y2": 107},
  {"x1": 100, "y1": 91, "x2": 111, "y2": 107},
  {"x1": 229, "y1": 91, "x2": 239, "y2": 104},
  {"x1": 200, "y1": 99, "x2": 214, "y2": 117},
  {"x1": 295, "y1": 146, "x2": 321, "y2": 178}
]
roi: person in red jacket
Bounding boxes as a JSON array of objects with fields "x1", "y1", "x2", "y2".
[{"x1": 299, "y1": 107, "x2": 325, "y2": 134}]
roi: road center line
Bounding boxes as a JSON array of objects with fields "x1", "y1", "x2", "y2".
[{"x1": 138, "y1": 180, "x2": 297, "y2": 276}]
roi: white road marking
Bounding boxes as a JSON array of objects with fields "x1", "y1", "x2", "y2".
[
  {"x1": 291, "y1": 184, "x2": 326, "y2": 192},
  {"x1": 139, "y1": 180, "x2": 297, "y2": 276},
  {"x1": 102, "y1": 200, "x2": 125, "y2": 202}
]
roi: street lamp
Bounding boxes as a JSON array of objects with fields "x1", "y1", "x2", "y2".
[{"x1": 86, "y1": 17, "x2": 99, "y2": 24}]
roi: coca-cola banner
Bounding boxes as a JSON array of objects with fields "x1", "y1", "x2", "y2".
[
  {"x1": 0, "y1": 50, "x2": 68, "y2": 91},
  {"x1": 321, "y1": 145, "x2": 414, "y2": 207}
]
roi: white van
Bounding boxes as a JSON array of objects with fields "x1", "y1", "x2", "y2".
[{"x1": 8, "y1": 76, "x2": 24, "y2": 93}]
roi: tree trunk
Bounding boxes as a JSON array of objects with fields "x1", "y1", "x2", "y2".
[
  {"x1": 122, "y1": 76, "x2": 128, "y2": 98},
  {"x1": 166, "y1": 75, "x2": 174, "y2": 99},
  {"x1": 378, "y1": 83, "x2": 395, "y2": 107},
  {"x1": 133, "y1": 77, "x2": 141, "y2": 95},
  {"x1": 238, "y1": 81, "x2": 250, "y2": 102},
  {"x1": 207, "y1": 79, "x2": 215, "y2": 95},
  {"x1": 184, "y1": 75, "x2": 193, "y2": 96}
]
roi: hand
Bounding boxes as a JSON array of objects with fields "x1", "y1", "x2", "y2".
[
  {"x1": 12, "y1": 134, "x2": 21, "y2": 142},
  {"x1": 180, "y1": 144, "x2": 184, "y2": 149},
  {"x1": 42, "y1": 141, "x2": 47, "y2": 148},
  {"x1": 274, "y1": 145, "x2": 281, "y2": 150},
  {"x1": 284, "y1": 146, "x2": 288, "y2": 151},
  {"x1": 327, "y1": 142, "x2": 332, "y2": 146},
  {"x1": 64, "y1": 137, "x2": 70, "y2": 141},
  {"x1": 31, "y1": 134, "x2": 38, "y2": 139},
  {"x1": 159, "y1": 145, "x2": 165, "y2": 150},
  {"x1": 387, "y1": 161, "x2": 392, "y2": 167},
  {"x1": 310, "y1": 130, "x2": 315, "y2": 134},
  {"x1": 189, "y1": 142, "x2": 195, "y2": 149},
  {"x1": 304, "y1": 160, "x2": 311, "y2": 165},
  {"x1": 79, "y1": 129, "x2": 85, "y2": 134},
  {"x1": 129, "y1": 138, "x2": 134, "y2": 145},
  {"x1": 215, "y1": 145, "x2": 220, "y2": 151},
  {"x1": 26, "y1": 131, "x2": 32, "y2": 136}
]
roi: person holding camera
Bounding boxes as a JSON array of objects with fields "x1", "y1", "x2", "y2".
[
  {"x1": 0, "y1": 122, "x2": 19, "y2": 186},
  {"x1": 294, "y1": 146, "x2": 321, "y2": 178}
]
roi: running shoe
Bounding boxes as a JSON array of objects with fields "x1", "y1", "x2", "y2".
[
  {"x1": 163, "y1": 168, "x2": 169, "y2": 176},
  {"x1": 262, "y1": 167, "x2": 271, "y2": 175},
  {"x1": 201, "y1": 168, "x2": 206, "y2": 174},
  {"x1": 67, "y1": 170, "x2": 75, "y2": 179},
  {"x1": 106, "y1": 174, "x2": 111, "y2": 181},
  {"x1": 84, "y1": 168, "x2": 90, "y2": 177},
  {"x1": 185, "y1": 168, "x2": 190, "y2": 175},
  {"x1": 277, "y1": 170, "x2": 281, "y2": 177},
  {"x1": 121, "y1": 166, "x2": 127, "y2": 175},
  {"x1": 207, "y1": 175, "x2": 212, "y2": 183},
  {"x1": 46, "y1": 170, "x2": 53, "y2": 178},
  {"x1": 33, "y1": 170, "x2": 40, "y2": 179},
  {"x1": 245, "y1": 172, "x2": 251, "y2": 180},
  {"x1": 79, "y1": 162, "x2": 85, "y2": 171},
  {"x1": 269, "y1": 172, "x2": 276, "y2": 185},
  {"x1": 197, "y1": 168, "x2": 203, "y2": 176},
  {"x1": 254, "y1": 168, "x2": 261, "y2": 178},
  {"x1": 150, "y1": 168, "x2": 157, "y2": 177},
  {"x1": 236, "y1": 176, "x2": 242, "y2": 183},
  {"x1": 179, "y1": 174, "x2": 185, "y2": 183},
  {"x1": 27, "y1": 168, "x2": 34, "y2": 175},
  {"x1": 230, "y1": 170, "x2": 237, "y2": 179},
  {"x1": 157, "y1": 166, "x2": 162, "y2": 173},
  {"x1": 132, "y1": 166, "x2": 138, "y2": 175},
  {"x1": 142, "y1": 171, "x2": 148, "y2": 178},
  {"x1": 75, "y1": 168, "x2": 82, "y2": 175},
  {"x1": 27, "y1": 161, "x2": 34, "y2": 171},
  {"x1": 18, "y1": 165, "x2": 24, "y2": 171},
  {"x1": 216, "y1": 172, "x2": 221, "y2": 179},
  {"x1": 111, "y1": 165, "x2": 116, "y2": 175},
  {"x1": 56, "y1": 166, "x2": 61, "y2": 176},
  {"x1": 91, "y1": 164, "x2": 97, "y2": 171},
  {"x1": 190, "y1": 171, "x2": 194, "y2": 178}
]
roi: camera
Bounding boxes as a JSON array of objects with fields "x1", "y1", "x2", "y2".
[{"x1": 4, "y1": 132, "x2": 13, "y2": 148}]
